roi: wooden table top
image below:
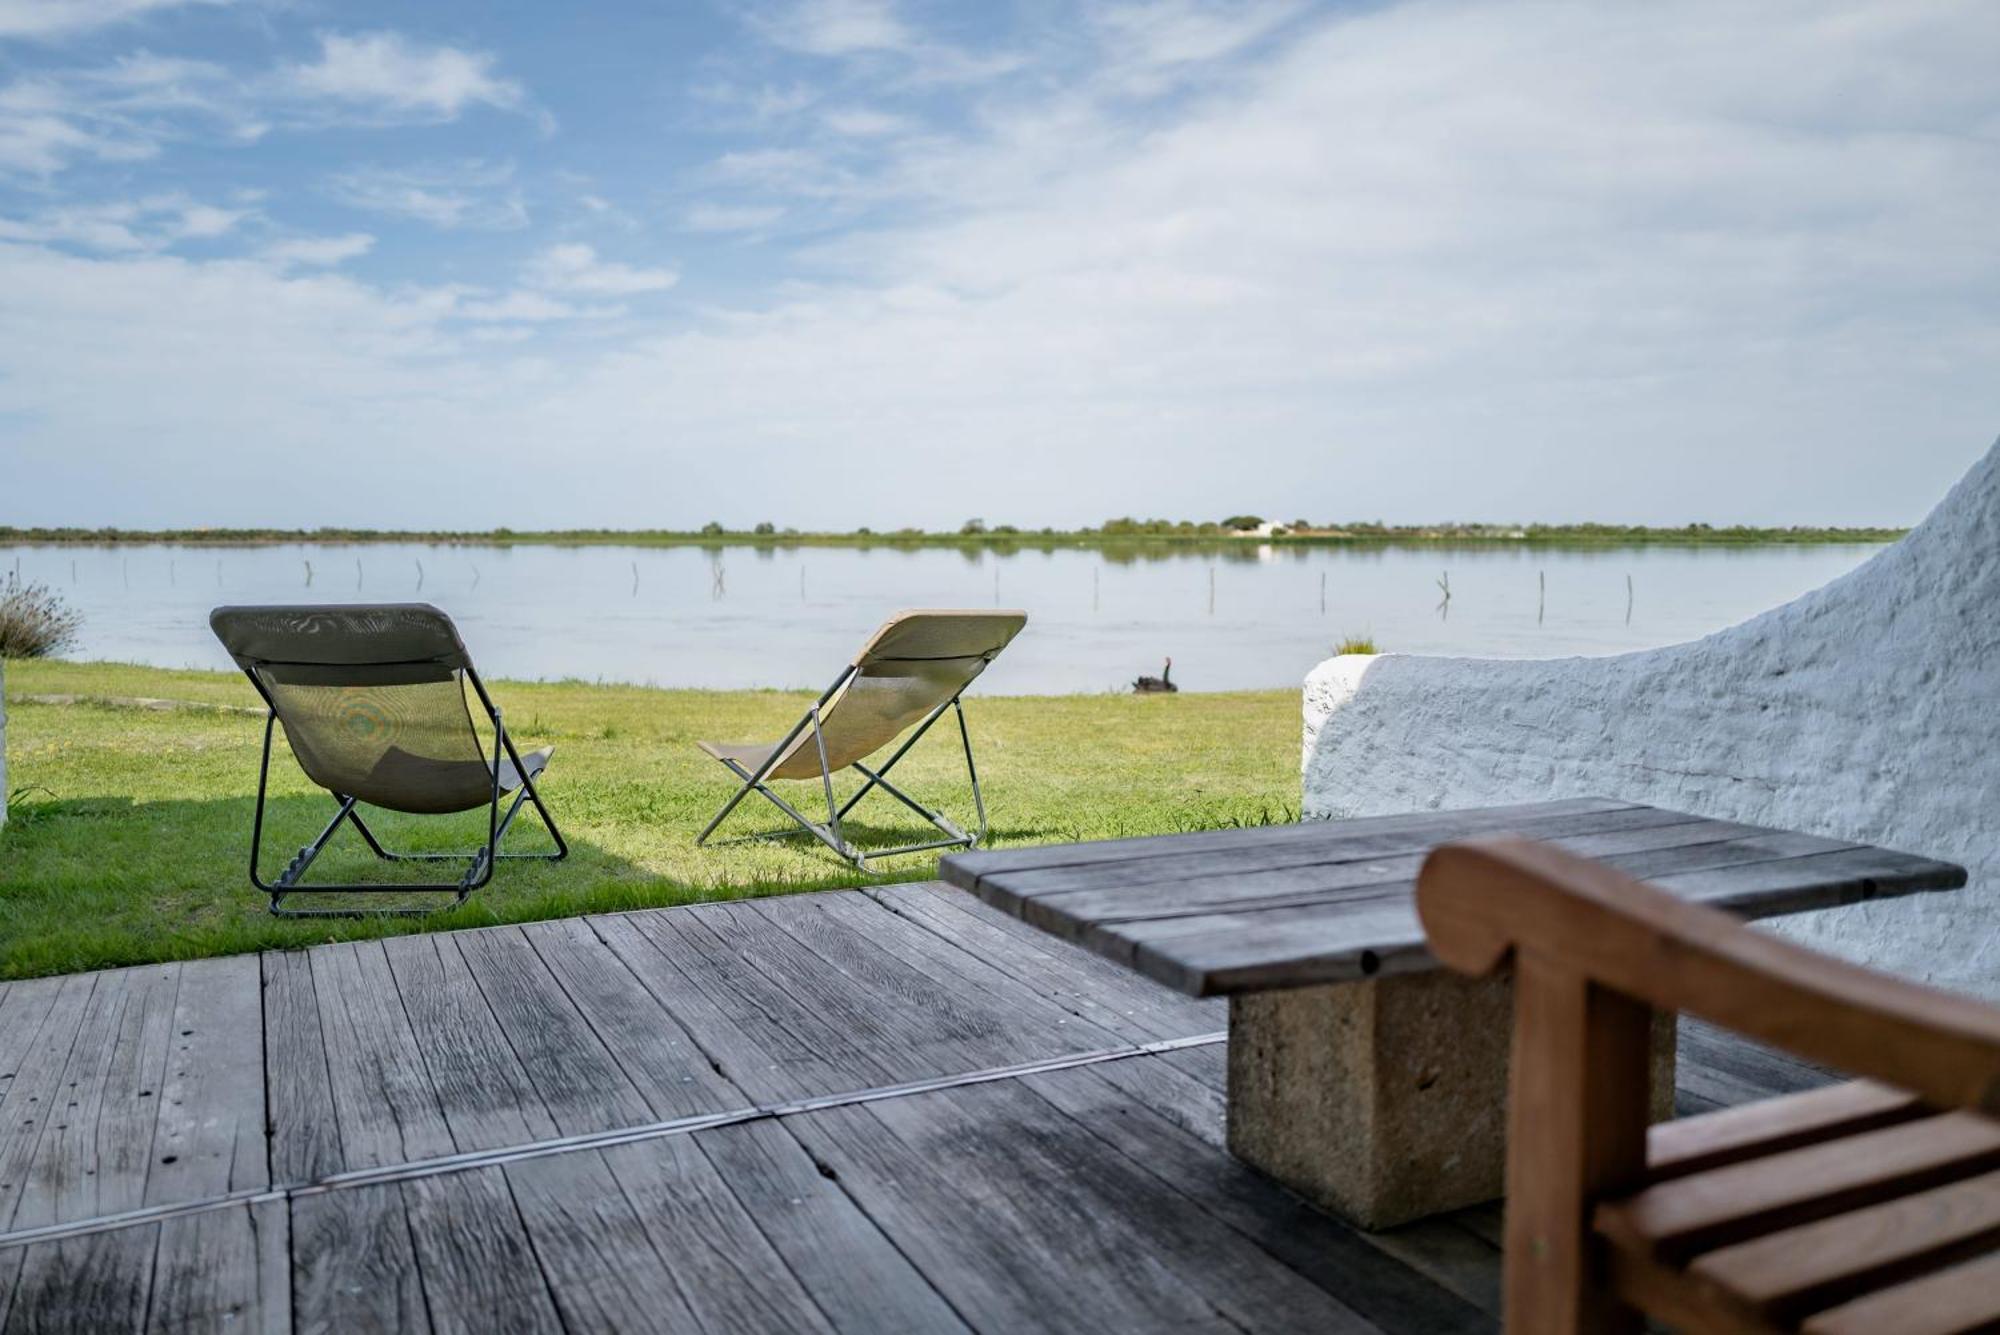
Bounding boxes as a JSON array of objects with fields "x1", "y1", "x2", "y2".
[{"x1": 938, "y1": 797, "x2": 1968, "y2": 997}]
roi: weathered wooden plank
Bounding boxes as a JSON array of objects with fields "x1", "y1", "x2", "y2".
[
  {"x1": 0, "y1": 972, "x2": 122, "y2": 1231},
  {"x1": 1029, "y1": 1055, "x2": 1495, "y2": 1331},
  {"x1": 747, "y1": 894, "x2": 1124, "y2": 1071},
  {"x1": 449, "y1": 926, "x2": 654, "y2": 1132},
  {"x1": 691, "y1": 1118, "x2": 971, "y2": 1334},
  {"x1": 147, "y1": 954, "x2": 266, "y2": 1207},
  {"x1": 515, "y1": 916, "x2": 741, "y2": 1118},
  {"x1": 1017, "y1": 816, "x2": 1814, "y2": 932},
  {"x1": 3, "y1": 1221, "x2": 155, "y2": 1333},
  {"x1": 684, "y1": 900, "x2": 964, "y2": 1085},
  {"x1": 594, "y1": 1135, "x2": 840, "y2": 1334},
  {"x1": 148, "y1": 1199, "x2": 290, "y2": 1334},
  {"x1": 500, "y1": 1150, "x2": 708, "y2": 1333},
  {"x1": 1647, "y1": 844, "x2": 1968, "y2": 915},
  {"x1": 0, "y1": 1244, "x2": 22, "y2": 1331},
  {"x1": 290, "y1": 1185, "x2": 430, "y2": 1334},
  {"x1": 997, "y1": 805, "x2": 1720, "y2": 907},
  {"x1": 789, "y1": 1080, "x2": 1386, "y2": 1333},
  {"x1": 1101, "y1": 831, "x2": 1934, "y2": 995},
  {"x1": 943, "y1": 796, "x2": 1635, "y2": 882},
  {"x1": 261, "y1": 951, "x2": 341, "y2": 1185},
  {"x1": 397, "y1": 1169, "x2": 563, "y2": 1335},
  {"x1": 380, "y1": 934, "x2": 557, "y2": 1151},
  {"x1": 863, "y1": 882, "x2": 1223, "y2": 1040},
  {"x1": 308, "y1": 941, "x2": 453, "y2": 1170},
  {"x1": 10, "y1": 967, "x2": 156, "y2": 1230},
  {"x1": 92, "y1": 967, "x2": 180, "y2": 1221},
  {"x1": 591, "y1": 912, "x2": 863, "y2": 1103},
  {"x1": 0, "y1": 980, "x2": 64, "y2": 1114}
]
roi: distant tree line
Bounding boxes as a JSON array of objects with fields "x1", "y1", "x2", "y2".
[{"x1": 0, "y1": 516, "x2": 1909, "y2": 549}]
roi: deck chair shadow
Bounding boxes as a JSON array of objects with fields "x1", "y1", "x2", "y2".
[
  {"x1": 211, "y1": 603, "x2": 566, "y2": 916},
  {"x1": 696, "y1": 609, "x2": 1026, "y2": 871}
]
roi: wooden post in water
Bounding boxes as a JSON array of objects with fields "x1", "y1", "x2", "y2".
[
  {"x1": 415, "y1": 558, "x2": 424, "y2": 591},
  {"x1": 303, "y1": 559, "x2": 312, "y2": 587},
  {"x1": 1626, "y1": 573, "x2": 1634, "y2": 625},
  {"x1": 1538, "y1": 570, "x2": 1546, "y2": 625},
  {"x1": 1320, "y1": 571, "x2": 1327, "y2": 615}
]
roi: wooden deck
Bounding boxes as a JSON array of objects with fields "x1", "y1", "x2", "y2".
[{"x1": 0, "y1": 883, "x2": 1830, "y2": 1333}]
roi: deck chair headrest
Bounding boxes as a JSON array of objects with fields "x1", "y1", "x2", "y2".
[
  {"x1": 853, "y1": 609, "x2": 1028, "y2": 668},
  {"x1": 210, "y1": 603, "x2": 473, "y2": 672}
]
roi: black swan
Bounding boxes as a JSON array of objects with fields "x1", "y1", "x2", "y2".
[{"x1": 1133, "y1": 657, "x2": 1177, "y2": 693}]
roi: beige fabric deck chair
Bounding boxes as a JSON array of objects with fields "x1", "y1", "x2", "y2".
[
  {"x1": 211, "y1": 603, "x2": 566, "y2": 916},
  {"x1": 697, "y1": 609, "x2": 1027, "y2": 870}
]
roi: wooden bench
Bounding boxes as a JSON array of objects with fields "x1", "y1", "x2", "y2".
[
  {"x1": 942, "y1": 797, "x2": 1967, "y2": 1228},
  {"x1": 1417, "y1": 836, "x2": 2000, "y2": 1335}
]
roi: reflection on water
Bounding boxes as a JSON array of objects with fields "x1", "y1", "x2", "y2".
[{"x1": 1, "y1": 541, "x2": 1884, "y2": 695}]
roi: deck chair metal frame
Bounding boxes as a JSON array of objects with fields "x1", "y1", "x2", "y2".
[
  {"x1": 696, "y1": 610, "x2": 1025, "y2": 871},
  {"x1": 214, "y1": 604, "x2": 567, "y2": 918}
]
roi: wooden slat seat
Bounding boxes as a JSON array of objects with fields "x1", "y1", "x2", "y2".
[
  {"x1": 1593, "y1": 1096, "x2": 2000, "y2": 1329},
  {"x1": 1414, "y1": 837, "x2": 2000, "y2": 1335}
]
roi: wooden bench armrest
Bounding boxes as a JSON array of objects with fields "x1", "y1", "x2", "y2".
[{"x1": 1416, "y1": 837, "x2": 2000, "y2": 1114}]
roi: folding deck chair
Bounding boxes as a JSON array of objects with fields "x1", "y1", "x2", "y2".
[
  {"x1": 696, "y1": 609, "x2": 1026, "y2": 870},
  {"x1": 211, "y1": 603, "x2": 566, "y2": 916}
]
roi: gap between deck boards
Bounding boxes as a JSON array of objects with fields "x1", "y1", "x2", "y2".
[{"x1": 0, "y1": 1029, "x2": 1228, "y2": 1252}]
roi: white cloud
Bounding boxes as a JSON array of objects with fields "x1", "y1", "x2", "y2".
[
  {"x1": 0, "y1": 0, "x2": 227, "y2": 40},
  {"x1": 523, "y1": 243, "x2": 677, "y2": 295},
  {"x1": 682, "y1": 202, "x2": 785, "y2": 233},
  {"x1": 755, "y1": 0, "x2": 915, "y2": 57},
  {"x1": 0, "y1": 55, "x2": 238, "y2": 174},
  {"x1": 0, "y1": 33, "x2": 529, "y2": 178},
  {"x1": 0, "y1": 192, "x2": 254, "y2": 251},
  {"x1": 260, "y1": 233, "x2": 374, "y2": 268},
  {"x1": 455, "y1": 290, "x2": 619, "y2": 322},
  {"x1": 281, "y1": 31, "x2": 523, "y2": 121},
  {"x1": 324, "y1": 160, "x2": 528, "y2": 230},
  {"x1": 1091, "y1": 0, "x2": 1305, "y2": 95},
  {"x1": 821, "y1": 106, "x2": 906, "y2": 136}
]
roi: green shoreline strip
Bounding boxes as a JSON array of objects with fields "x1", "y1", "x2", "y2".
[{"x1": 0, "y1": 522, "x2": 1906, "y2": 549}]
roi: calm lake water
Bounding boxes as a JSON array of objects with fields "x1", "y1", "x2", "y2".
[{"x1": 2, "y1": 542, "x2": 1885, "y2": 695}]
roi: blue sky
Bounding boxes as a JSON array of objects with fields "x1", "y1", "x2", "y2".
[{"x1": 1, "y1": 0, "x2": 1996, "y2": 529}]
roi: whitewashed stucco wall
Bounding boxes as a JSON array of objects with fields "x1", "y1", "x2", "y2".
[{"x1": 1303, "y1": 436, "x2": 2000, "y2": 1000}]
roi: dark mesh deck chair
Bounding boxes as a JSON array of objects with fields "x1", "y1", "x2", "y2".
[
  {"x1": 211, "y1": 604, "x2": 566, "y2": 916},
  {"x1": 697, "y1": 609, "x2": 1027, "y2": 870}
]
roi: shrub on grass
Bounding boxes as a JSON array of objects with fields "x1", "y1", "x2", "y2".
[{"x1": 0, "y1": 573, "x2": 82, "y2": 658}]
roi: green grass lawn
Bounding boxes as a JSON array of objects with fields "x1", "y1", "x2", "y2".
[{"x1": 0, "y1": 659, "x2": 1299, "y2": 980}]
